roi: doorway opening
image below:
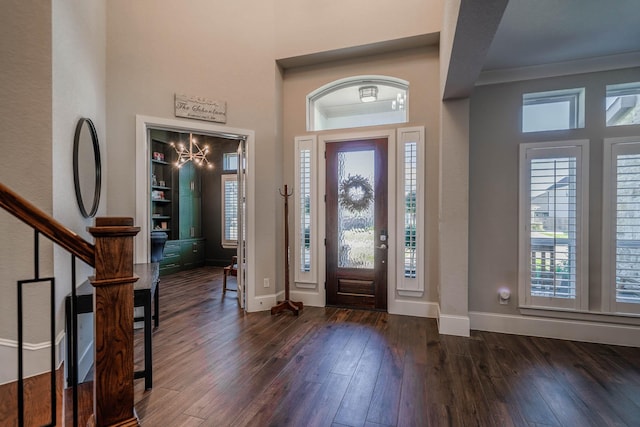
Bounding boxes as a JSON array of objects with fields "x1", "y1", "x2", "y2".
[{"x1": 135, "y1": 115, "x2": 254, "y2": 310}]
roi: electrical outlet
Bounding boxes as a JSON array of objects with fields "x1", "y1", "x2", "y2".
[{"x1": 263, "y1": 278, "x2": 270, "y2": 288}]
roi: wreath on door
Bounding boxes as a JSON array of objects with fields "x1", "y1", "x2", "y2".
[{"x1": 339, "y1": 174, "x2": 374, "y2": 213}]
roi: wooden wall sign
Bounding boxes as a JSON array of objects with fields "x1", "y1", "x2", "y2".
[{"x1": 174, "y1": 94, "x2": 227, "y2": 123}]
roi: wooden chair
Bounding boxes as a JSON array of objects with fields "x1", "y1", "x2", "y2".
[{"x1": 223, "y1": 255, "x2": 238, "y2": 294}]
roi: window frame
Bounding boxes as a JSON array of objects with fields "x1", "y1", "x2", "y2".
[
  {"x1": 605, "y1": 82, "x2": 640, "y2": 127},
  {"x1": 223, "y1": 152, "x2": 238, "y2": 171},
  {"x1": 221, "y1": 173, "x2": 238, "y2": 248},
  {"x1": 518, "y1": 140, "x2": 589, "y2": 311},
  {"x1": 307, "y1": 76, "x2": 409, "y2": 132},
  {"x1": 602, "y1": 136, "x2": 640, "y2": 314},
  {"x1": 395, "y1": 126, "x2": 425, "y2": 296},
  {"x1": 522, "y1": 88, "x2": 585, "y2": 133},
  {"x1": 294, "y1": 135, "x2": 317, "y2": 286}
]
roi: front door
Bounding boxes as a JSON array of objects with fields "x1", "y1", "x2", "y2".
[{"x1": 326, "y1": 138, "x2": 388, "y2": 310}]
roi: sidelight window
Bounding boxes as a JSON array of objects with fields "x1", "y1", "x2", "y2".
[
  {"x1": 396, "y1": 127, "x2": 425, "y2": 296},
  {"x1": 294, "y1": 136, "x2": 317, "y2": 285}
]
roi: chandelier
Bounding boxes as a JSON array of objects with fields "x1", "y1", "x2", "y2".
[{"x1": 170, "y1": 133, "x2": 212, "y2": 168}]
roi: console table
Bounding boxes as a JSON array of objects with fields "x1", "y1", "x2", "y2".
[{"x1": 65, "y1": 263, "x2": 159, "y2": 390}]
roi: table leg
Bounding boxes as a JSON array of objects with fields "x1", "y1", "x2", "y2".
[
  {"x1": 144, "y1": 292, "x2": 152, "y2": 389},
  {"x1": 154, "y1": 280, "x2": 159, "y2": 329}
]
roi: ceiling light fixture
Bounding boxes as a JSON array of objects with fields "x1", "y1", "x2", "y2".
[
  {"x1": 359, "y1": 85, "x2": 378, "y2": 103},
  {"x1": 392, "y1": 92, "x2": 406, "y2": 110},
  {"x1": 171, "y1": 133, "x2": 212, "y2": 168}
]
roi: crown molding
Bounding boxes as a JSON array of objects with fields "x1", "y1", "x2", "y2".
[{"x1": 476, "y1": 51, "x2": 640, "y2": 86}]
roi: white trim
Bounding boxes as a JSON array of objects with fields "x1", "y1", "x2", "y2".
[
  {"x1": 0, "y1": 331, "x2": 65, "y2": 385},
  {"x1": 518, "y1": 139, "x2": 589, "y2": 311},
  {"x1": 135, "y1": 115, "x2": 256, "y2": 311},
  {"x1": 290, "y1": 288, "x2": 326, "y2": 308},
  {"x1": 251, "y1": 293, "x2": 280, "y2": 312},
  {"x1": 318, "y1": 128, "x2": 397, "y2": 311},
  {"x1": 438, "y1": 312, "x2": 471, "y2": 337},
  {"x1": 388, "y1": 300, "x2": 439, "y2": 318},
  {"x1": 477, "y1": 51, "x2": 640, "y2": 86},
  {"x1": 294, "y1": 135, "x2": 317, "y2": 284},
  {"x1": 395, "y1": 126, "x2": 425, "y2": 296},
  {"x1": 470, "y1": 311, "x2": 640, "y2": 348},
  {"x1": 294, "y1": 282, "x2": 316, "y2": 289}
]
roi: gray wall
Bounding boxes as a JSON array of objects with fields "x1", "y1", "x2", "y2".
[{"x1": 469, "y1": 66, "x2": 640, "y2": 315}]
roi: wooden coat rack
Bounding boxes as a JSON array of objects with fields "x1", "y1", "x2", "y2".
[{"x1": 271, "y1": 184, "x2": 303, "y2": 316}]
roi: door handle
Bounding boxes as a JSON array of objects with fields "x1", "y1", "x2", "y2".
[{"x1": 376, "y1": 244, "x2": 387, "y2": 250}]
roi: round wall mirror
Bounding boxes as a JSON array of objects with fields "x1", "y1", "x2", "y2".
[{"x1": 73, "y1": 118, "x2": 101, "y2": 218}]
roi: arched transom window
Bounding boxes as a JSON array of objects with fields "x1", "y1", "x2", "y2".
[{"x1": 307, "y1": 76, "x2": 409, "y2": 131}]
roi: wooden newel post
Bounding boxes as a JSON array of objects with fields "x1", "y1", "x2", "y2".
[{"x1": 88, "y1": 217, "x2": 140, "y2": 427}]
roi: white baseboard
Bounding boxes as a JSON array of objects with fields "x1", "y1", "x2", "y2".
[
  {"x1": 246, "y1": 292, "x2": 281, "y2": 312},
  {"x1": 438, "y1": 312, "x2": 471, "y2": 337},
  {"x1": 290, "y1": 289, "x2": 325, "y2": 307},
  {"x1": 0, "y1": 331, "x2": 65, "y2": 385},
  {"x1": 389, "y1": 299, "x2": 439, "y2": 318},
  {"x1": 470, "y1": 311, "x2": 640, "y2": 347}
]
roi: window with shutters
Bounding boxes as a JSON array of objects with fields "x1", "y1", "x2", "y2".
[
  {"x1": 294, "y1": 136, "x2": 317, "y2": 285},
  {"x1": 221, "y1": 174, "x2": 238, "y2": 248},
  {"x1": 395, "y1": 127, "x2": 425, "y2": 296},
  {"x1": 519, "y1": 140, "x2": 589, "y2": 310},
  {"x1": 602, "y1": 137, "x2": 640, "y2": 314}
]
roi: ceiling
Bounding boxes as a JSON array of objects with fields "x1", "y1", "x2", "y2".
[
  {"x1": 483, "y1": 0, "x2": 640, "y2": 71},
  {"x1": 444, "y1": 0, "x2": 640, "y2": 99}
]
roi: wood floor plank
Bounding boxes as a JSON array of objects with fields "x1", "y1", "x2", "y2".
[
  {"x1": 396, "y1": 361, "x2": 427, "y2": 427},
  {"x1": 531, "y1": 374, "x2": 608, "y2": 427},
  {"x1": 41, "y1": 265, "x2": 639, "y2": 427},
  {"x1": 366, "y1": 346, "x2": 404, "y2": 426},
  {"x1": 332, "y1": 326, "x2": 386, "y2": 427}
]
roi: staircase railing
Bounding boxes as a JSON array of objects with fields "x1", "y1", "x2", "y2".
[{"x1": 0, "y1": 182, "x2": 140, "y2": 427}]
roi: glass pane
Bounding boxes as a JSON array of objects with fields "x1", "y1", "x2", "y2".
[
  {"x1": 308, "y1": 78, "x2": 408, "y2": 131},
  {"x1": 404, "y1": 142, "x2": 417, "y2": 278},
  {"x1": 606, "y1": 82, "x2": 640, "y2": 126},
  {"x1": 224, "y1": 178, "x2": 238, "y2": 241},
  {"x1": 529, "y1": 157, "x2": 577, "y2": 298},
  {"x1": 337, "y1": 150, "x2": 375, "y2": 269},
  {"x1": 522, "y1": 88, "x2": 584, "y2": 132},
  {"x1": 299, "y1": 149, "x2": 311, "y2": 272},
  {"x1": 616, "y1": 153, "x2": 640, "y2": 303},
  {"x1": 223, "y1": 152, "x2": 238, "y2": 171},
  {"x1": 523, "y1": 101, "x2": 572, "y2": 132}
]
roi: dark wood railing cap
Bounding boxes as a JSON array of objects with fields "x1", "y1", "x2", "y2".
[{"x1": 0, "y1": 182, "x2": 95, "y2": 266}]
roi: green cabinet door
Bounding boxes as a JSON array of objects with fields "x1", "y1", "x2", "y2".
[
  {"x1": 181, "y1": 239, "x2": 205, "y2": 268},
  {"x1": 178, "y1": 163, "x2": 202, "y2": 239}
]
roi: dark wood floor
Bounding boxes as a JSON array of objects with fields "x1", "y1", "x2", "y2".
[
  {"x1": 4, "y1": 265, "x2": 640, "y2": 426},
  {"x1": 128, "y1": 266, "x2": 640, "y2": 426}
]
